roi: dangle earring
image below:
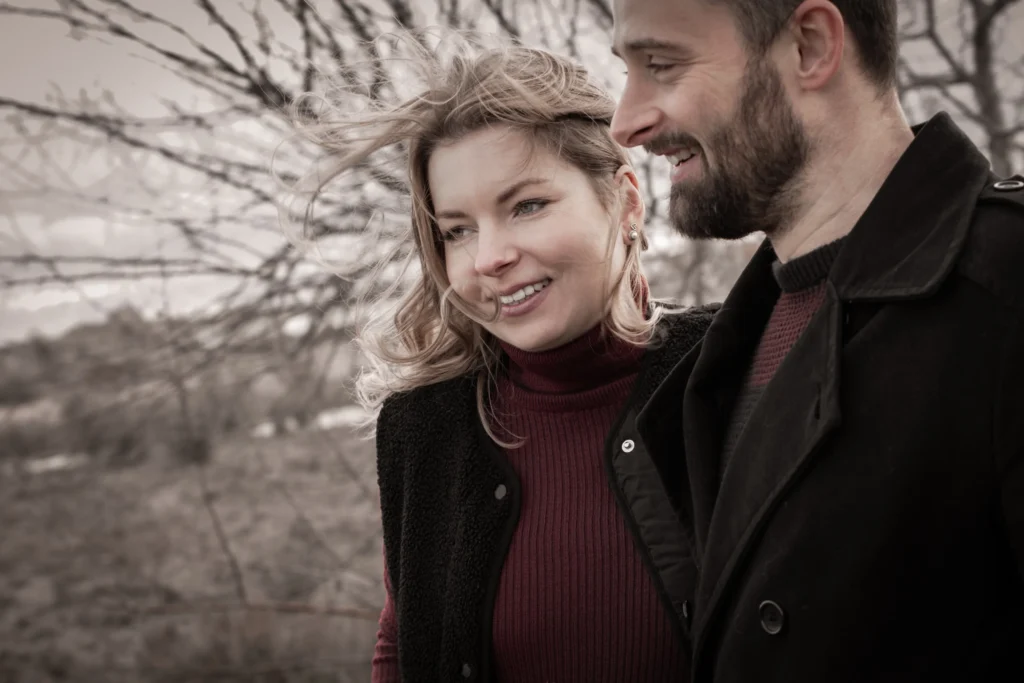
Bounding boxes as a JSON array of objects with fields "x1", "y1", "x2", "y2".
[{"x1": 628, "y1": 223, "x2": 640, "y2": 243}]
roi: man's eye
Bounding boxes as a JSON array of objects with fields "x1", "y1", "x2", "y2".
[{"x1": 647, "y1": 61, "x2": 674, "y2": 73}]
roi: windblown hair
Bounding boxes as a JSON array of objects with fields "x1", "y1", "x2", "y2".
[{"x1": 286, "y1": 29, "x2": 660, "y2": 439}]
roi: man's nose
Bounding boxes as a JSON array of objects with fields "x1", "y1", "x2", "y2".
[{"x1": 611, "y1": 78, "x2": 662, "y2": 148}]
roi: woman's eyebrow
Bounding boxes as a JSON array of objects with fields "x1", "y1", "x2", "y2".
[
  {"x1": 496, "y1": 177, "x2": 550, "y2": 205},
  {"x1": 435, "y1": 177, "x2": 551, "y2": 220}
]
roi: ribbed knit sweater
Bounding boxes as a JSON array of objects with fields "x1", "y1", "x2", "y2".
[
  {"x1": 372, "y1": 324, "x2": 688, "y2": 682},
  {"x1": 720, "y1": 239, "x2": 846, "y2": 479}
]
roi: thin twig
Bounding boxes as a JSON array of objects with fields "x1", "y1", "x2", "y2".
[{"x1": 197, "y1": 468, "x2": 250, "y2": 605}]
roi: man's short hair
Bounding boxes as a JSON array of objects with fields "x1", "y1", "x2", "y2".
[{"x1": 717, "y1": 0, "x2": 899, "y2": 89}]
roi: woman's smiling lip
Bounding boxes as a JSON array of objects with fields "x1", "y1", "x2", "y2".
[
  {"x1": 500, "y1": 280, "x2": 551, "y2": 318},
  {"x1": 497, "y1": 277, "x2": 550, "y2": 297}
]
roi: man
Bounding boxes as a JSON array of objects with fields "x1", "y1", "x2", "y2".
[{"x1": 611, "y1": 0, "x2": 1024, "y2": 681}]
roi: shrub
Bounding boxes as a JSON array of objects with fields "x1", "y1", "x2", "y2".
[
  {"x1": 60, "y1": 392, "x2": 147, "y2": 465},
  {"x1": 59, "y1": 390, "x2": 213, "y2": 468},
  {"x1": 0, "y1": 373, "x2": 39, "y2": 407},
  {"x1": 0, "y1": 418, "x2": 60, "y2": 459}
]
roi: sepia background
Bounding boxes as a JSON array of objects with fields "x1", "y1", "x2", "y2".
[{"x1": 0, "y1": 1, "x2": 1021, "y2": 681}]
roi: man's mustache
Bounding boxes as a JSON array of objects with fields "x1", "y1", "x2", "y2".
[{"x1": 643, "y1": 133, "x2": 701, "y2": 156}]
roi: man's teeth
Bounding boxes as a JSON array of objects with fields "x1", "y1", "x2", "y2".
[
  {"x1": 667, "y1": 149, "x2": 698, "y2": 165},
  {"x1": 500, "y1": 278, "x2": 551, "y2": 305}
]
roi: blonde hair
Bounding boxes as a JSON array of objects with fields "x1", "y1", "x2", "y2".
[{"x1": 286, "y1": 29, "x2": 661, "y2": 439}]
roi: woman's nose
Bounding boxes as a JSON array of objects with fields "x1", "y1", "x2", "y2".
[{"x1": 474, "y1": 230, "x2": 519, "y2": 277}]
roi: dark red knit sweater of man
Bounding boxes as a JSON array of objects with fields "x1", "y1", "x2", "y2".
[
  {"x1": 721, "y1": 238, "x2": 846, "y2": 477},
  {"x1": 372, "y1": 324, "x2": 687, "y2": 682}
]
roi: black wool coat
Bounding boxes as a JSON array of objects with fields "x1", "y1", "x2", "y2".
[
  {"x1": 637, "y1": 112, "x2": 1024, "y2": 683},
  {"x1": 375, "y1": 306, "x2": 715, "y2": 683}
]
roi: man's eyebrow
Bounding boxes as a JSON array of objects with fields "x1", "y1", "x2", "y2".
[
  {"x1": 435, "y1": 178, "x2": 549, "y2": 220},
  {"x1": 611, "y1": 38, "x2": 688, "y2": 59}
]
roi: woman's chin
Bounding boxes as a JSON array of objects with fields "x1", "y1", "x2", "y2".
[{"x1": 493, "y1": 321, "x2": 574, "y2": 353}]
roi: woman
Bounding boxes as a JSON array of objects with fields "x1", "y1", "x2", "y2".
[{"x1": 292, "y1": 31, "x2": 714, "y2": 683}]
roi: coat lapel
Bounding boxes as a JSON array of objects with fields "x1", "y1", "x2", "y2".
[
  {"x1": 692, "y1": 282, "x2": 844, "y2": 654},
  {"x1": 678, "y1": 113, "x2": 994, "y2": 667},
  {"x1": 682, "y1": 242, "x2": 781, "y2": 558}
]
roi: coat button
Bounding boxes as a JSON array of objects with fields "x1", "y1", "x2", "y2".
[
  {"x1": 461, "y1": 663, "x2": 472, "y2": 678},
  {"x1": 759, "y1": 600, "x2": 785, "y2": 635},
  {"x1": 621, "y1": 439, "x2": 635, "y2": 453},
  {"x1": 994, "y1": 179, "x2": 1024, "y2": 191},
  {"x1": 494, "y1": 484, "x2": 507, "y2": 500}
]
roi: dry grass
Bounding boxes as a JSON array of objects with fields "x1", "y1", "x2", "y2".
[{"x1": 0, "y1": 425, "x2": 384, "y2": 683}]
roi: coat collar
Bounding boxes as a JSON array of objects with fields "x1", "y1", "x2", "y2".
[
  {"x1": 806, "y1": 111, "x2": 990, "y2": 301},
  {"x1": 638, "y1": 111, "x2": 993, "y2": 448}
]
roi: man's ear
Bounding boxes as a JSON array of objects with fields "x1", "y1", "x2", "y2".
[{"x1": 784, "y1": 0, "x2": 845, "y2": 92}]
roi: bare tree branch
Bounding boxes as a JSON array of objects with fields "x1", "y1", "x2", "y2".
[
  {"x1": 897, "y1": 0, "x2": 1022, "y2": 176},
  {"x1": 198, "y1": 468, "x2": 250, "y2": 604},
  {"x1": 481, "y1": 0, "x2": 521, "y2": 38}
]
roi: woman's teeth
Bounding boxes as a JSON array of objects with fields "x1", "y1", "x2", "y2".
[
  {"x1": 500, "y1": 278, "x2": 551, "y2": 305},
  {"x1": 668, "y1": 149, "x2": 698, "y2": 166}
]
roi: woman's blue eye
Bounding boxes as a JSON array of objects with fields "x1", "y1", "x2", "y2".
[
  {"x1": 514, "y1": 199, "x2": 549, "y2": 216},
  {"x1": 441, "y1": 226, "x2": 471, "y2": 242},
  {"x1": 441, "y1": 200, "x2": 549, "y2": 241}
]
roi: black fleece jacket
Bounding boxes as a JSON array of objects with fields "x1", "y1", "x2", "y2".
[{"x1": 375, "y1": 305, "x2": 717, "y2": 683}]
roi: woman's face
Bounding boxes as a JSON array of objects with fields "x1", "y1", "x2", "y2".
[{"x1": 428, "y1": 126, "x2": 636, "y2": 352}]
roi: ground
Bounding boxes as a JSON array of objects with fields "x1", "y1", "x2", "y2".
[{"x1": 0, "y1": 426, "x2": 384, "y2": 683}]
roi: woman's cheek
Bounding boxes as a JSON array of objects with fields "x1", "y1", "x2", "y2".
[{"x1": 449, "y1": 276, "x2": 484, "y2": 307}]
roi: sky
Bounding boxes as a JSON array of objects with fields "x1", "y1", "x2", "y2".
[
  {"x1": 0, "y1": 1, "x2": 292, "y2": 342},
  {"x1": 0, "y1": 3, "x2": 196, "y2": 340},
  {"x1": 0, "y1": 0, "x2": 1021, "y2": 345},
  {"x1": 0, "y1": 0, "x2": 622, "y2": 343}
]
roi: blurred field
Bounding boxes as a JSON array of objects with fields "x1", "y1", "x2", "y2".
[{"x1": 0, "y1": 424, "x2": 384, "y2": 683}]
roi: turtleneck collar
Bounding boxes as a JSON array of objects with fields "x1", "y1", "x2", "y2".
[
  {"x1": 492, "y1": 276, "x2": 649, "y2": 413},
  {"x1": 499, "y1": 324, "x2": 644, "y2": 397}
]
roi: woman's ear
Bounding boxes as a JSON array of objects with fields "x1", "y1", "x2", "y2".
[{"x1": 614, "y1": 165, "x2": 644, "y2": 244}]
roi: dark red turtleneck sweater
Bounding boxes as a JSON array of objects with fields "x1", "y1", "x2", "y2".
[{"x1": 372, "y1": 325, "x2": 688, "y2": 682}]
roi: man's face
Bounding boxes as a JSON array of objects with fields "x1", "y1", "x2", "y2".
[{"x1": 611, "y1": 0, "x2": 810, "y2": 240}]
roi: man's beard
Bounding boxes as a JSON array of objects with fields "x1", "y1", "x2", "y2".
[{"x1": 669, "y1": 60, "x2": 811, "y2": 241}]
